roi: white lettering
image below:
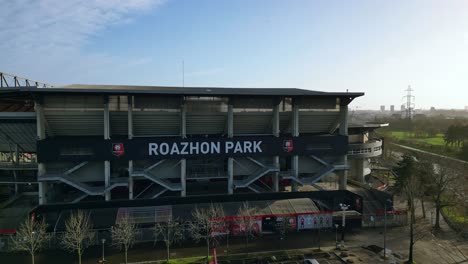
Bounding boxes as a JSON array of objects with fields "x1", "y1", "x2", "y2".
[
  {"x1": 190, "y1": 142, "x2": 199, "y2": 154},
  {"x1": 253, "y1": 141, "x2": 262, "y2": 153},
  {"x1": 225, "y1": 142, "x2": 234, "y2": 153},
  {"x1": 170, "y1": 143, "x2": 180, "y2": 155},
  {"x1": 149, "y1": 143, "x2": 159, "y2": 155},
  {"x1": 160, "y1": 143, "x2": 169, "y2": 155},
  {"x1": 180, "y1": 142, "x2": 189, "y2": 154},
  {"x1": 234, "y1": 142, "x2": 243, "y2": 153},
  {"x1": 150, "y1": 140, "x2": 263, "y2": 156},
  {"x1": 211, "y1": 142, "x2": 220, "y2": 154},
  {"x1": 200, "y1": 142, "x2": 210, "y2": 154},
  {"x1": 244, "y1": 141, "x2": 252, "y2": 153}
]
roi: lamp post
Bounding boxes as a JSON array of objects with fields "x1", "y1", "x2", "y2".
[
  {"x1": 339, "y1": 203, "x2": 349, "y2": 248},
  {"x1": 334, "y1": 224, "x2": 339, "y2": 249},
  {"x1": 101, "y1": 238, "x2": 106, "y2": 262},
  {"x1": 383, "y1": 198, "x2": 392, "y2": 259}
]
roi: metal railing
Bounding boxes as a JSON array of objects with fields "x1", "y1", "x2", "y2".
[{"x1": 362, "y1": 211, "x2": 408, "y2": 228}]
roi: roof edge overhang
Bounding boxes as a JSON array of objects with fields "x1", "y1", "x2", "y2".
[{"x1": 0, "y1": 86, "x2": 364, "y2": 105}]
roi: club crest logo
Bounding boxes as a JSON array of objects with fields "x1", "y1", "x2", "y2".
[
  {"x1": 112, "y1": 143, "x2": 124, "y2": 157},
  {"x1": 283, "y1": 139, "x2": 293, "y2": 152}
]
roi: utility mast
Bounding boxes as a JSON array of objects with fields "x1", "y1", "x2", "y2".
[{"x1": 403, "y1": 85, "x2": 415, "y2": 120}]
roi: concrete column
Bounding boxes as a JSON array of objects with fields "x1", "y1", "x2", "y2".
[
  {"x1": 273, "y1": 103, "x2": 280, "y2": 192},
  {"x1": 14, "y1": 144, "x2": 19, "y2": 164},
  {"x1": 357, "y1": 159, "x2": 365, "y2": 183},
  {"x1": 292, "y1": 103, "x2": 299, "y2": 138},
  {"x1": 181, "y1": 103, "x2": 187, "y2": 197},
  {"x1": 228, "y1": 104, "x2": 234, "y2": 138},
  {"x1": 227, "y1": 103, "x2": 234, "y2": 194},
  {"x1": 13, "y1": 171, "x2": 18, "y2": 194},
  {"x1": 181, "y1": 103, "x2": 187, "y2": 138},
  {"x1": 228, "y1": 158, "x2": 234, "y2": 194},
  {"x1": 339, "y1": 103, "x2": 348, "y2": 190},
  {"x1": 128, "y1": 96, "x2": 134, "y2": 200},
  {"x1": 291, "y1": 100, "x2": 299, "y2": 192},
  {"x1": 36, "y1": 100, "x2": 47, "y2": 204},
  {"x1": 38, "y1": 169, "x2": 47, "y2": 204},
  {"x1": 104, "y1": 98, "x2": 111, "y2": 201},
  {"x1": 128, "y1": 96, "x2": 133, "y2": 138},
  {"x1": 128, "y1": 160, "x2": 134, "y2": 199},
  {"x1": 14, "y1": 144, "x2": 19, "y2": 194},
  {"x1": 181, "y1": 159, "x2": 186, "y2": 197},
  {"x1": 104, "y1": 161, "x2": 111, "y2": 200}
]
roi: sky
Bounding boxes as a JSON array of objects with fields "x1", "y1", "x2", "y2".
[{"x1": 1, "y1": 0, "x2": 468, "y2": 110}]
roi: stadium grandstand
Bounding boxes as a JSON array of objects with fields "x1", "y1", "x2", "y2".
[{"x1": 0, "y1": 72, "x2": 402, "y2": 241}]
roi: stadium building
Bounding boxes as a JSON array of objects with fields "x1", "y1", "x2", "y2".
[
  {"x1": 0, "y1": 80, "x2": 364, "y2": 205},
  {"x1": 347, "y1": 123, "x2": 388, "y2": 183}
]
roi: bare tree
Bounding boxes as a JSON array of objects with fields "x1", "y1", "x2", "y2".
[
  {"x1": 111, "y1": 214, "x2": 138, "y2": 264},
  {"x1": 394, "y1": 154, "x2": 419, "y2": 263},
  {"x1": 154, "y1": 218, "x2": 184, "y2": 261},
  {"x1": 236, "y1": 202, "x2": 259, "y2": 251},
  {"x1": 416, "y1": 159, "x2": 431, "y2": 219},
  {"x1": 423, "y1": 159, "x2": 459, "y2": 229},
  {"x1": 61, "y1": 210, "x2": 94, "y2": 264},
  {"x1": 188, "y1": 203, "x2": 225, "y2": 259},
  {"x1": 10, "y1": 217, "x2": 49, "y2": 264}
]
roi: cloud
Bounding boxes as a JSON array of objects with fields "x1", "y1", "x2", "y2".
[{"x1": 0, "y1": 0, "x2": 166, "y2": 85}]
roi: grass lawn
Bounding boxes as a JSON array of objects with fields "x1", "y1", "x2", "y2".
[
  {"x1": 384, "y1": 130, "x2": 463, "y2": 158},
  {"x1": 164, "y1": 256, "x2": 212, "y2": 264},
  {"x1": 388, "y1": 131, "x2": 446, "y2": 146},
  {"x1": 442, "y1": 206, "x2": 466, "y2": 224}
]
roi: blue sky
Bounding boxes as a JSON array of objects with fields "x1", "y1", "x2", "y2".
[{"x1": 1, "y1": 0, "x2": 468, "y2": 109}]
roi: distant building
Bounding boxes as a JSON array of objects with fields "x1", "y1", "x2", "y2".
[
  {"x1": 390, "y1": 105, "x2": 395, "y2": 112},
  {"x1": 401, "y1": 105, "x2": 405, "y2": 111},
  {"x1": 430, "y1": 106, "x2": 436, "y2": 112},
  {"x1": 380, "y1": 105, "x2": 385, "y2": 111}
]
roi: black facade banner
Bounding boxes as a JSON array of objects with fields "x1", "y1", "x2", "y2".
[{"x1": 37, "y1": 135, "x2": 348, "y2": 162}]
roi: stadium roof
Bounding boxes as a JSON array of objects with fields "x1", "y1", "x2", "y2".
[{"x1": 1, "y1": 84, "x2": 364, "y2": 99}]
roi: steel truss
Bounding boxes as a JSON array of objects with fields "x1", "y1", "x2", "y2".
[{"x1": 0, "y1": 71, "x2": 53, "y2": 88}]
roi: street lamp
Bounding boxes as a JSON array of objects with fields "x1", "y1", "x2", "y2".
[
  {"x1": 101, "y1": 238, "x2": 106, "y2": 262},
  {"x1": 334, "y1": 224, "x2": 339, "y2": 249},
  {"x1": 383, "y1": 198, "x2": 392, "y2": 259},
  {"x1": 339, "y1": 203, "x2": 350, "y2": 248}
]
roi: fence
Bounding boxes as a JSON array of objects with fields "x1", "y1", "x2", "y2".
[
  {"x1": 0, "y1": 220, "x2": 214, "y2": 253},
  {"x1": 362, "y1": 210, "x2": 408, "y2": 228}
]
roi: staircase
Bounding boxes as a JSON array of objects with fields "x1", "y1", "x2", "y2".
[
  {"x1": 234, "y1": 166, "x2": 278, "y2": 189},
  {"x1": 135, "y1": 184, "x2": 168, "y2": 199},
  {"x1": 283, "y1": 165, "x2": 336, "y2": 186},
  {"x1": 131, "y1": 170, "x2": 181, "y2": 191},
  {"x1": 278, "y1": 155, "x2": 350, "y2": 187},
  {"x1": 247, "y1": 181, "x2": 273, "y2": 193},
  {"x1": 71, "y1": 193, "x2": 88, "y2": 203},
  {"x1": 39, "y1": 173, "x2": 128, "y2": 196}
]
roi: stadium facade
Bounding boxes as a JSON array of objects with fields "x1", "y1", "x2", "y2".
[
  {"x1": 347, "y1": 123, "x2": 387, "y2": 183},
  {"x1": 0, "y1": 84, "x2": 367, "y2": 205}
]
